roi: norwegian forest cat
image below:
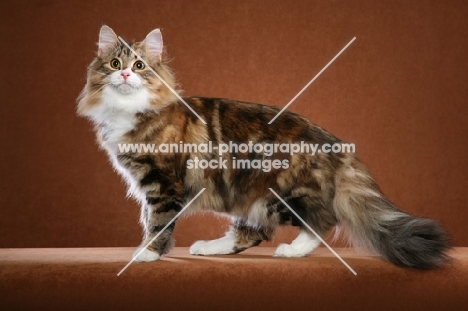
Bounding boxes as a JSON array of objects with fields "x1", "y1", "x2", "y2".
[{"x1": 77, "y1": 25, "x2": 449, "y2": 268}]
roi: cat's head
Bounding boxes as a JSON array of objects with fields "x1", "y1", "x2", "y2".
[{"x1": 77, "y1": 25, "x2": 177, "y2": 121}]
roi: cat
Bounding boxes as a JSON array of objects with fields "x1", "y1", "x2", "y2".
[{"x1": 77, "y1": 25, "x2": 449, "y2": 268}]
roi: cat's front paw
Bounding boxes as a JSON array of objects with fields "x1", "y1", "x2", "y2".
[
  {"x1": 189, "y1": 240, "x2": 213, "y2": 255},
  {"x1": 132, "y1": 247, "x2": 160, "y2": 262},
  {"x1": 274, "y1": 243, "x2": 307, "y2": 258},
  {"x1": 189, "y1": 236, "x2": 235, "y2": 256}
]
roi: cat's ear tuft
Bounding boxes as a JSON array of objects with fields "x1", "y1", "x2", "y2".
[
  {"x1": 98, "y1": 25, "x2": 119, "y2": 57},
  {"x1": 143, "y1": 29, "x2": 163, "y2": 62}
]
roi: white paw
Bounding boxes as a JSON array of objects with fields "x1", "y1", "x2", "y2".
[
  {"x1": 132, "y1": 247, "x2": 160, "y2": 262},
  {"x1": 189, "y1": 235, "x2": 236, "y2": 256},
  {"x1": 274, "y1": 243, "x2": 308, "y2": 257},
  {"x1": 274, "y1": 230, "x2": 321, "y2": 258}
]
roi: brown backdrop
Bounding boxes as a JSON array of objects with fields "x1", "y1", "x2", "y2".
[{"x1": 1, "y1": 0, "x2": 467, "y2": 248}]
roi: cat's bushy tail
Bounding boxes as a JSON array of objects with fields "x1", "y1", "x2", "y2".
[{"x1": 332, "y1": 155, "x2": 450, "y2": 268}]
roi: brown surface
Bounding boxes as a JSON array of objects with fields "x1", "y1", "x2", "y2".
[
  {"x1": 1, "y1": 0, "x2": 467, "y2": 248},
  {"x1": 1, "y1": 247, "x2": 467, "y2": 310}
]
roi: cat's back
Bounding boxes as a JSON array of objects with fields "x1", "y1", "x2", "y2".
[{"x1": 179, "y1": 97, "x2": 341, "y2": 145}]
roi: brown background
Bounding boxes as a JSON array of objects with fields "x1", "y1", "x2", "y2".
[{"x1": 0, "y1": 0, "x2": 467, "y2": 248}]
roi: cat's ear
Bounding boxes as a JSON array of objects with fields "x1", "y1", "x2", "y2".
[
  {"x1": 143, "y1": 29, "x2": 163, "y2": 62},
  {"x1": 98, "y1": 25, "x2": 119, "y2": 57}
]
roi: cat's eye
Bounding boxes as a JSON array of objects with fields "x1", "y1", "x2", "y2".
[
  {"x1": 110, "y1": 58, "x2": 121, "y2": 69},
  {"x1": 133, "y1": 61, "x2": 145, "y2": 70}
]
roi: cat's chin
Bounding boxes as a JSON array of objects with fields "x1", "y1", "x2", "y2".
[{"x1": 113, "y1": 84, "x2": 141, "y2": 95}]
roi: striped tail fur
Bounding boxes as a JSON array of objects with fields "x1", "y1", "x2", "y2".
[{"x1": 333, "y1": 154, "x2": 450, "y2": 269}]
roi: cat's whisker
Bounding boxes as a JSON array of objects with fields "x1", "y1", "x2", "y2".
[
  {"x1": 88, "y1": 69, "x2": 107, "y2": 76},
  {"x1": 88, "y1": 83, "x2": 108, "y2": 98}
]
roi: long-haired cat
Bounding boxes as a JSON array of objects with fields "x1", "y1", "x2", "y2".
[{"x1": 77, "y1": 25, "x2": 449, "y2": 268}]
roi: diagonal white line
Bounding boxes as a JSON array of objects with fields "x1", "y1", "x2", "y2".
[
  {"x1": 268, "y1": 188, "x2": 357, "y2": 275},
  {"x1": 118, "y1": 37, "x2": 207, "y2": 125},
  {"x1": 268, "y1": 37, "x2": 356, "y2": 124},
  {"x1": 117, "y1": 188, "x2": 206, "y2": 276}
]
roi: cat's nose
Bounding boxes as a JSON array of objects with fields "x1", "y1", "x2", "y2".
[{"x1": 121, "y1": 71, "x2": 131, "y2": 80}]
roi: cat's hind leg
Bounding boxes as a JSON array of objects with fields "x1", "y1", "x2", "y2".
[
  {"x1": 190, "y1": 219, "x2": 272, "y2": 256},
  {"x1": 274, "y1": 229, "x2": 321, "y2": 257}
]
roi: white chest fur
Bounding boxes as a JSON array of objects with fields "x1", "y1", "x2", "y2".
[{"x1": 90, "y1": 86, "x2": 152, "y2": 153}]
